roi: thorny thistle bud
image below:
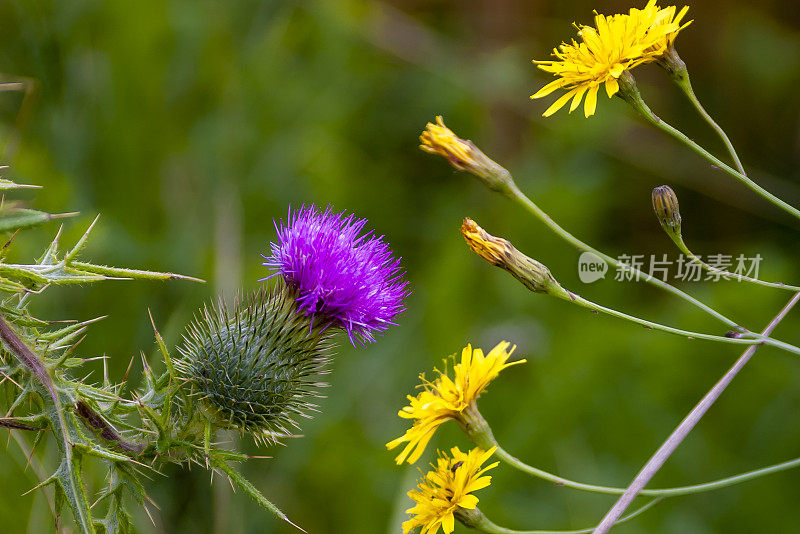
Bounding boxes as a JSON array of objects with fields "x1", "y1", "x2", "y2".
[
  {"x1": 652, "y1": 185, "x2": 682, "y2": 239},
  {"x1": 460, "y1": 218, "x2": 572, "y2": 301},
  {"x1": 176, "y1": 282, "x2": 332, "y2": 444},
  {"x1": 420, "y1": 116, "x2": 514, "y2": 194}
]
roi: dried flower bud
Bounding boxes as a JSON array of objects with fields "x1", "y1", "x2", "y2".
[
  {"x1": 652, "y1": 185, "x2": 682, "y2": 238},
  {"x1": 176, "y1": 283, "x2": 332, "y2": 444},
  {"x1": 461, "y1": 218, "x2": 572, "y2": 300},
  {"x1": 420, "y1": 116, "x2": 513, "y2": 193}
]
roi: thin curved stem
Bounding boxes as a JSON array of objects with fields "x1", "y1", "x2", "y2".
[
  {"x1": 667, "y1": 232, "x2": 800, "y2": 292},
  {"x1": 592, "y1": 291, "x2": 800, "y2": 534},
  {"x1": 506, "y1": 182, "x2": 800, "y2": 356},
  {"x1": 620, "y1": 75, "x2": 800, "y2": 221},
  {"x1": 505, "y1": 181, "x2": 742, "y2": 331},
  {"x1": 677, "y1": 74, "x2": 746, "y2": 176},
  {"x1": 472, "y1": 499, "x2": 662, "y2": 534},
  {"x1": 492, "y1": 442, "x2": 800, "y2": 498},
  {"x1": 654, "y1": 118, "x2": 800, "y2": 219}
]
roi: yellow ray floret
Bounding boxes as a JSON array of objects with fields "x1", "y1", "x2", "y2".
[
  {"x1": 386, "y1": 341, "x2": 524, "y2": 465},
  {"x1": 532, "y1": 1, "x2": 691, "y2": 118},
  {"x1": 402, "y1": 446, "x2": 499, "y2": 534}
]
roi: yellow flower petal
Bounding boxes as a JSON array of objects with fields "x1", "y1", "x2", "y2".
[
  {"x1": 604, "y1": 76, "x2": 620, "y2": 98},
  {"x1": 584, "y1": 83, "x2": 600, "y2": 117}
]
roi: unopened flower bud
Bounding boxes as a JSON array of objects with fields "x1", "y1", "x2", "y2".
[
  {"x1": 461, "y1": 218, "x2": 571, "y2": 300},
  {"x1": 420, "y1": 116, "x2": 513, "y2": 194},
  {"x1": 651, "y1": 185, "x2": 682, "y2": 238},
  {"x1": 176, "y1": 282, "x2": 332, "y2": 444}
]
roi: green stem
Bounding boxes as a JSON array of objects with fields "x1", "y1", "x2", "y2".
[
  {"x1": 619, "y1": 72, "x2": 800, "y2": 221},
  {"x1": 504, "y1": 182, "x2": 800, "y2": 356},
  {"x1": 667, "y1": 232, "x2": 800, "y2": 292},
  {"x1": 493, "y1": 443, "x2": 800, "y2": 498},
  {"x1": 569, "y1": 293, "x2": 769, "y2": 349},
  {"x1": 462, "y1": 405, "x2": 800, "y2": 499},
  {"x1": 504, "y1": 182, "x2": 741, "y2": 331},
  {"x1": 677, "y1": 74, "x2": 746, "y2": 176},
  {"x1": 470, "y1": 499, "x2": 662, "y2": 534}
]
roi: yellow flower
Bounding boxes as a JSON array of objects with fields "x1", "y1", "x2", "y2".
[
  {"x1": 386, "y1": 341, "x2": 524, "y2": 465},
  {"x1": 419, "y1": 116, "x2": 475, "y2": 172},
  {"x1": 531, "y1": 1, "x2": 690, "y2": 118},
  {"x1": 402, "y1": 446, "x2": 499, "y2": 534},
  {"x1": 419, "y1": 117, "x2": 511, "y2": 192},
  {"x1": 648, "y1": 3, "x2": 691, "y2": 50}
]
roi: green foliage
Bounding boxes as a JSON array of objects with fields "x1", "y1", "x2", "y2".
[{"x1": 0, "y1": 185, "x2": 306, "y2": 533}]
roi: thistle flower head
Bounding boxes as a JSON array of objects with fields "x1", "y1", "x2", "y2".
[
  {"x1": 386, "y1": 341, "x2": 523, "y2": 465},
  {"x1": 175, "y1": 284, "x2": 332, "y2": 444},
  {"x1": 419, "y1": 116, "x2": 512, "y2": 192},
  {"x1": 263, "y1": 205, "x2": 409, "y2": 345},
  {"x1": 402, "y1": 446, "x2": 498, "y2": 534},
  {"x1": 532, "y1": 1, "x2": 690, "y2": 117}
]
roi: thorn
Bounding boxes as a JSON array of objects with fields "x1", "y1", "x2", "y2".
[
  {"x1": 283, "y1": 515, "x2": 307, "y2": 533},
  {"x1": 148, "y1": 309, "x2": 160, "y2": 337},
  {"x1": 103, "y1": 355, "x2": 110, "y2": 387},
  {"x1": 143, "y1": 502, "x2": 156, "y2": 527},
  {"x1": 140, "y1": 352, "x2": 151, "y2": 374},
  {"x1": 64, "y1": 214, "x2": 100, "y2": 265},
  {"x1": 0, "y1": 369, "x2": 22, "y2": 390},
  {"x1": 144, "y1": 493, "x2": 161, "y2": 510},
  {"x1": 22, "y1": 476, "x2": 52, "y2": 496},
  {"x1": 123, "y1": 355, "x2": 135, "y2": 383},
  {"x1": 1, "y1": 228, "x2": 20, "y2": 252},
  {"x1": 51, "y1": 211, "x2": 79, "y2": 220},
  {"x1": 24, "y1": 433, "x2": 41, "y2": 471}
]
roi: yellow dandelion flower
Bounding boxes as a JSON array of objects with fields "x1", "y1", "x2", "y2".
[
  {"x1": 386, "y1": 341, "x2": 524, "y2": 465},
  {"x1": 402, "y1": 446, "x2": 499, "y2": 534},
  {"x1": 532, "y1": 1, "x2": 689, "y2": 118}
]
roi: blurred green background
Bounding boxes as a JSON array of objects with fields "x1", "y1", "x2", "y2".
[{"x1": 1, "y1": 0, "x2": 800, "y2": 532}]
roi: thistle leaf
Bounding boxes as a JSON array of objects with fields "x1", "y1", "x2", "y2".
[{"x1": 0, "y1": 208, "x2": 77, "y2": 233}]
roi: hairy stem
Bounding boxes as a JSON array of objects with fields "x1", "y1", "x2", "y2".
[{"x1": 0, "y1": 312, "x2": 95, "y2": 533}]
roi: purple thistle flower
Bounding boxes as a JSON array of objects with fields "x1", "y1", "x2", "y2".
[{"x1": 263, "y1": 205, "x2": 409, "y2": 345}]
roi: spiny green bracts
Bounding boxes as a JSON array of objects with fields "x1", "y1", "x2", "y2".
[{"x1": 176, "y1": 282, "x2": 333, "y2": 444}]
